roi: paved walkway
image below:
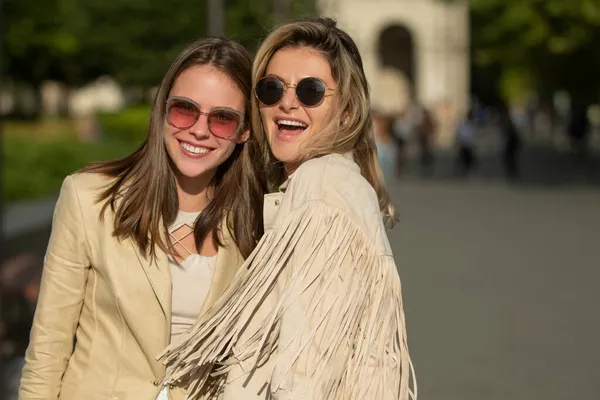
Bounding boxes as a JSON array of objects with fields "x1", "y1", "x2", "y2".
[
  {"x1": 388, "y1": 178, "x2": 600, "y2": 399},
  {"x1": 2, "y1": 196, "x2": 56, "y2": 239}
]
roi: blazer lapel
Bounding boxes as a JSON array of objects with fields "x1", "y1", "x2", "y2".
[
  {"x1": 198, "y1": 223, "x2": 245, "y2": 316},
  {"x1": 132, "y1": 240, "x2": 172, "y2": 321},
  {"x1": 111, "y1": 185, "x2": 172, "y2": 322},
  {"x1": 105, "y1": 187, "x2": 171, "y2": 379},
  {"x1": 110, "y1": 237, "x2": 171, "y2": 380}
]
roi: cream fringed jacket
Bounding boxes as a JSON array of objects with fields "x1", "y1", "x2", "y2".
[{"x1": 160, "y1": 153, "x2": 417, "y2": 400}]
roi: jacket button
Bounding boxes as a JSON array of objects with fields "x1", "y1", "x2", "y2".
[
  {"x1": 274, "y1": 199, "x2": 280, "y2": 206},
  {"x1": 169, "y1": 384, "x2": 175, "y2": 389},
  {"x1": 153, "y1": 380, "x2": 160, "y2": 386}
]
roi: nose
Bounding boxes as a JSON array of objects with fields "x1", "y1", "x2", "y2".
[
  {"x1": 189, "y1": 114, "x2": 210, "y2": 139},
  {"x1": 279, "y1": 85, "x2": 299, "y2": 113}
]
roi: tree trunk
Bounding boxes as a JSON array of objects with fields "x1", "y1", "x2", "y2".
[
  {"x1": 207, "y1": 0, "x2": 225, "y2": 37},
  {"x1": 272, "y1": 0, "x2": 290, "y2": 25}
]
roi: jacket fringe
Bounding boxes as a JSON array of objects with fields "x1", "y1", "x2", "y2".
[{"x1": 158, "y1": 201, "x2": 416, "y2": 399}]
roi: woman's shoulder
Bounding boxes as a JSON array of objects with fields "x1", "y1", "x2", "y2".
[
  {"x1": 290, "y1": 153, "x2": 380, "y2": 215},
  {"x1": 285, "y1": 153, "x2": 390, "y2": 254},
  {"x1": 61, "y1": 170, "x2": 117, "y2": 208}
]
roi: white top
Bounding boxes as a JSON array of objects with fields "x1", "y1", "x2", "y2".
[{"x1": 168, "y1": 210, "x2": 217, "y2": 344}]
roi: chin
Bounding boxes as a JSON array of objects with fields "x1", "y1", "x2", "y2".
[
  {"x1": 174, "y1": 160, "x2": 215, "y2": 180},
  {"x1": 271, "y1": 146, "x2": 298, "y2": 165},
  {"x1": 270, "y1": 137, "x2": 300, "y2": 163},
  {"x1": 178, "y1": 169, "x2": 212, "y2": 180}
]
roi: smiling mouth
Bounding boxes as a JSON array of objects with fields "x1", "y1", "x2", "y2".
[
  {"x1": 179, "y1": 141, "x2": 213, "y2": 156},
  {"x1": 277, "y1": 119, "x2": 308, "y2": 135}
]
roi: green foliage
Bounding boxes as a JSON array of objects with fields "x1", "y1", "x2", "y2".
[
  {"x1": 226, "y1": 0, "x2": 272, "y2": 51},
  {"x1": 471, "y1": 0, "x2": 600, "y2": 63},
  {"x1": 80, "y1": 0, "x2": 209, "y2": 87},
  {"x1": 4, "y1": 0, "x2": 87, "y2": 85},
  {"x1": 468, "y1": 0, "x2": 600, "y2": 103},
  {"x1": 98, "y1": 105, "x2": 151, "y2": 146},
  {"x1": 3, "y1": 0, "x2": 321, "y2": 201},
  {"x1": 3, "y1": 137, "x2": 135, "y2": 202},
  {"x1": 4, "y1": 0, "x2": 318, "y2": 88},
  {"x1": 498, "y1": 67, "x2": 535, "y2": 102},
  {"x1": 289, "y1": 0, "x2": 317, "y2": 19},
  {"x1": 3, "y1": 106, "x2": 151, "y2": 202}
]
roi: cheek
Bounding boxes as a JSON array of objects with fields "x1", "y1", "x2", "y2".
[
  {"x1": 307, "y1": 109, "x2": 326, "y2": 129},
  {"x1": 163, "y1": 124, "x2": 177, "y2": 140},
  {"x1": 309, "y1": 101, "x2": 335, "y2": 129},
  {"x1": 216, "y1": 139, "x2": 237, "y2": 157},
  {"x1": 163, "y1": 128, "x2": 175, "y2": 153},
  {"x1": 260, "y1": 108, "x2": 274, "y2": 130}
]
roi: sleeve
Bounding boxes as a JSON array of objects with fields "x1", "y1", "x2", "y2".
[
  {"x1": 159, "y1": 200, "x2": 416, "y2": 400},
  {"x1": 19, "y1": 175, "x2": 91, "y2": 400}
]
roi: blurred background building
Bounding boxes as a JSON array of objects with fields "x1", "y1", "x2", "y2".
[
  {"x1": 2, "y1": 0, "x2": 600, "y2": 398},
  {"x1": 324, "y1": 0, "x2": 470, "y2": 146}
]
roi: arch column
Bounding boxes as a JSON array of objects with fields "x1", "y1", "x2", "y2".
[{"x1": 417, "y1": 1, "x2": 470, "y2": 145}]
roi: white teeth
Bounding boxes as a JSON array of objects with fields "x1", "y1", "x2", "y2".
[
  {"x1": 181, "y1": 142, "x2": 210, "y2": 154},
  {"x1": 278, "y1": 119, "x2": 307, "y2": 128}
]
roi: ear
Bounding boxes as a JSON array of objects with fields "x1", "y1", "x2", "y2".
[
  {"x1": 341, "y1": 108, "x2": 350, "y2": 125},
  {"x1": 236, "y1": 126, "x2": 250, "y2": 144},
  {"x1": 341, "y1": 113, "x2": 349, "y2": 126}
]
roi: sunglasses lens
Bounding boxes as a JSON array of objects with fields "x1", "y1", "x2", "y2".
[
  {"x1": 208, "y1": 110, "x2": 242, "y2": 138},
  {"x1": 167, "y1": 99, "x2": 199, "y2": 129},
  {"x1": 297, "y1": 78, "x2": 327, "y2": 106},
  {"x1": 256, "y1": 77, "x2": 284, "y2": 106}
]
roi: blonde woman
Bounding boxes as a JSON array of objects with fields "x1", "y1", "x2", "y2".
[
  {"x1": 19, "y1": 37, "x2": 265, "y2": 400},
  {"x1": 162, "y1": 18, "x2": 416, "y2": 400}
]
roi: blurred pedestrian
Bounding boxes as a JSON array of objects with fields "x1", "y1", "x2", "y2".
[
  {"x1": 455, "y1": 109, "x2": 477, "y2": 176},
  {"x1": 568, "y1": 101, "x2": 590, "y2": 156},
  {"x1": 372, "y1": 109, "x2": 398, "y2": 180},
  {"x1": 498, "y1": 104, "x2": 522, "y2": 181},
  {"x1": 413, "y1": 103, "x2": 436, "y2": 175},
  {"x1": 391, "y1": 111, "x2": 412, "y2": 177}
]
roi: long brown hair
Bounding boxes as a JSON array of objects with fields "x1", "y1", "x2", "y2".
[
  {"x1": 252, "y1": 18, "x2": 398, "y2": 227},
  {"x1": 83, "y1": 37, "x2": 265, "y2": 258}
]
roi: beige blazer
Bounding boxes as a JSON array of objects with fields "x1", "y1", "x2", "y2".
[
  {"x1": 161, "y1": 154, "x2": 417, "y2": 400},
  {"x1": 19, "y1": 172, "x2": 245, "y2": 400}
]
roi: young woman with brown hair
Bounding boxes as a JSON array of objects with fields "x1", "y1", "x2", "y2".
[{"x1": 19, "y1": 37, "x2": 264, "y2": 400}]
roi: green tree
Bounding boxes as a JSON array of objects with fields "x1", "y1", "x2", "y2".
[
  {"x1": 78, "y1": 0, "x2": 210, "y2": 88},
  {"x1": 469, "y1": 0, "x2": 600, "y2": 103},
  {"x1": 4, "y1": 0, "x2": 318, "y2": 114},
  {"x1": 4, "y1": 0, "x2": 88, "y2": 84}
]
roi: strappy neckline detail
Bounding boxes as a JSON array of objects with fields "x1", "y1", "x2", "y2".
[{"x1": 169, "y1": 210, "x2": 202, "y2": 258}]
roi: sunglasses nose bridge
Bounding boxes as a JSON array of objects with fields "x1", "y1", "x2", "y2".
[
  {"x1": 278, "y1": 83, "x2": 296, "y2": 98},
  {"x1": 279, "y1": 83, "x2": 300, "y2": 109},
  {"x1": 188, "y1": 110, "x2": 211, "y2": 136}
]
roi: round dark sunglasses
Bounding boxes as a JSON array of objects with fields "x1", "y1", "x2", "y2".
[
  {"x1": 165, "y1": 96, "x2": 245, "y2": 139},
  {"x1": 255, "y1": 76, "x2": 335, "y2": 107}
]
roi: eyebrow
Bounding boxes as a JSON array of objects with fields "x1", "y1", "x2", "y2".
[
  {"x1": 264, "y1": 74, "x2": 329, "y2": 87},
  {"x1": 265, "y1": 73, "x2": 288, "y2": 84},
  {"x1": 169, "y1": 96, "x2": 242, "y2": 114},
  {"x1": 211, "y1": 106, "x2": 243, "y2": 114}
]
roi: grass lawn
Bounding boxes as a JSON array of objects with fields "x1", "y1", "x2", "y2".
[{"x1": 3, "y1": 111, "x2": 147, "y2": 203}]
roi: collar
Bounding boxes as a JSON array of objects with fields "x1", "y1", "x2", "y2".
[{"x1": 277, "y1": 152, "x2": 355, "y2": 193}]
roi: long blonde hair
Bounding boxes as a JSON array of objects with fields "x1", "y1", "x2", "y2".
[{"x1": 252, "y1": 17, "x2": 398, "y2": 226}]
